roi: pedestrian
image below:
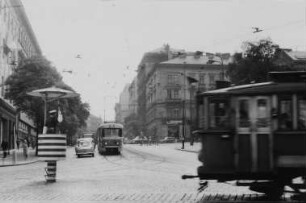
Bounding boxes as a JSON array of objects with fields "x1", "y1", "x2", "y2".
[
  {"x1": 22, "y1": 140, "x2": 28, "y2": 159},
  {"x1": 16, "y1": 140, "x2": 20, "y2": 150},
  {"x1": 1, "y1": 141, "x2": 8, "y2": 158}
]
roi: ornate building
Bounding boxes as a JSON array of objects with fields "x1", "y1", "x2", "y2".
[
  {"x1": 0, "y1": 0, "x2": 41, "y2": 150},
  {"x1": 136, "y1": 44, "x2": 183, "y2": 136},
  {"x1": 145, "y1": 51, "x2": 231, "y2": 141}
]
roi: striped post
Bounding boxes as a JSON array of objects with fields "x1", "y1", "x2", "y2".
[
  {"x1": 45, "y1": 161, "x2": 57, "y2": 182},
  {"x1": 38, "y1": 134, "x2": 66, "y2": 182}
]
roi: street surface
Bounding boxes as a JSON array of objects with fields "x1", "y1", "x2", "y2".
[{"x1": 0, "y1": 143, "x2": 261, "y2": 203}]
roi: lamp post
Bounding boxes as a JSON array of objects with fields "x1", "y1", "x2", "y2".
[{"x1": 27, "y1": 86, "x2": 79, "y2": 183}]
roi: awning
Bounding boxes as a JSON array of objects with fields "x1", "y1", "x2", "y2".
[{"x1": 0, "y1": 98, "x2": 16, "y2": 121}]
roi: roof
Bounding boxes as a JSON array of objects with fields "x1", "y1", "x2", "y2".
[
  {"x1": 161, "y1": 54, "x2": 232, "y2": 65},
  {"x1": 98, "y1": 123, "x2": 124, "y2": 129},
  {"x1": 149, "y1": 46, "x2": 184, "y2": 54},
  {"x1": 200, "y1": 81, "x2": 306, "y2": 96},
  {"x1": 284, "y1": 50, "x2": 306, "y2": 61},
  {"x1": 139, "y1": 52, "x2": 168, "y2": 65}
]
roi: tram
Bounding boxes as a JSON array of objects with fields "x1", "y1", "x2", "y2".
[
  {"x1": 96, "y1": 122, "x2": 124, "y2": 154},
  {"x1": 185, "y1": 71, "x2": 306, "y2": 198}
]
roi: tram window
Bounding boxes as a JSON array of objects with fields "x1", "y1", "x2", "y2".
[
  {"x1": 238, "y1": 100, "x2": 250, "y2": 127},
  {"x1": 298, "y1": 97, "x2": 306, "y2": 130},
  {"x1": 208, "y1": 99, "x2": 229, "y2": 129},
  {"x1": 256, "y1": 99, "x2": 269, "y2": 127},
  {"x1": 103, "y1": 129, "x2": 122, "y2": 137},
  {"x1": 279, "y1": 97, "x2": 293, "y2": 130}
]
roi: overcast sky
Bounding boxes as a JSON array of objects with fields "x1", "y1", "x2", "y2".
[{"x1": 21, "y1": 0, "x2": 306, "y2": 120}]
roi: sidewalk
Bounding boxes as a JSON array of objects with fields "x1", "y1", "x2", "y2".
[
  {"x1": 174, "y1": 141, "x2": 201, "y2": 153},
  {"x1": 0, "y1": 148, "x2": 39, "y2": 167}
]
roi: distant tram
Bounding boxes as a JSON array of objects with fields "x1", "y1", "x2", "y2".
[
  {"x1": 96, "y1": 122, "x2": 123, "y2": 154},
  {"x1": 186, "y1": 71, "x2": 306, "y2": 199}
]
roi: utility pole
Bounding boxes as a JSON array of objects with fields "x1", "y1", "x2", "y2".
[{"x1": 182, "y1": 62, "x2": 186, "y2": 149}]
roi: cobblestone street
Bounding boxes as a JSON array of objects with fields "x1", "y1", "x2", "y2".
[{"x1": 0, "y1": 143, "x2": 263, "y2": 203}]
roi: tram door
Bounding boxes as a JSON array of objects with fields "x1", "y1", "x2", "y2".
[{"x1": 236, "y1": 96, "x2": 272, "y2": 173}]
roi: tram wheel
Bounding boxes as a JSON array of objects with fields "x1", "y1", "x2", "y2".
[
  {"x1": 265, "y1": 186, "x2": 284, "y2": 200},
  {"x1": 249, "y1": 181, "x2": 284, "y2": 200}
]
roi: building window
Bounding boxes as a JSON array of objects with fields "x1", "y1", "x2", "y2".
[
  {"x1": 199, "y1": 73, "x2": 205, "y2": 85},
  {"x1": 209, "y1": 73, "x2": 216, "y2": 89},
  {"x1": 167, "y1": 74, "x2": 178, "y2": 85},
  {"x1": 167, "y1": 89, "x2": 179, "y2": 99},
  {"x1": 173, "y1": 108, "x2": 179, "y2": 119},
  {"x1": 167, "y1": 108, "x2": 180, "y2": 120}
]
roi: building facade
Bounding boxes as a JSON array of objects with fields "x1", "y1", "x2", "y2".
[
  {"x1": 0, "y1": 0, "x2": 41, "y2": 150},
  {"x1": 145, "y1": 52, "x2": 231, "y2": 141},
  {"x1": 116, "y1": 83, "x2": 131, "y2": 124},
  {"x1": 128, "y1": 77, "x2": 138, "y2": 115},
  {"x1": 136, "y1": 45, "x2": 184, "y2": 136}
]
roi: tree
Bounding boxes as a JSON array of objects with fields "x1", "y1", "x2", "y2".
[
  {"x1": 124, "y1": 113, "x2": 141, "y2": 140},
  {"x1": 5, "y1": 56, "x2": 90, "y2": 139},
  {"x1": 227, "y1": 39, "x2": 291, "y2": 85}
]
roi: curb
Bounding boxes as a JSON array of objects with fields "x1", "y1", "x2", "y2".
[
  {"x1": 175, "y1": 148, "x2": 199, "y2": 153},
  {"x1": 0, "y1": 159, "x2": 40, "y2": 167}
]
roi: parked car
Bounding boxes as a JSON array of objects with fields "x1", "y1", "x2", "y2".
[
  {"x1": 123, "y1": 138, "x2": 134, "y2": 144},
  {"x1": 160, "y1": 137, "x2": 176, "y2": 143},
  {"x1": 132, "y1": 136, "x2": 148, "y2": 144},
  {"x1": 75, "y1": 138, "x2": 95, "y2": 158}
]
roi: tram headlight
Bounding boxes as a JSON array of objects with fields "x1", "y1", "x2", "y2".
[{"x1": 104, "y1": 141, "x2": 108, "y2": 145}]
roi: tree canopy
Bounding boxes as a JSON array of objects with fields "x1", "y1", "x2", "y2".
[
  {"x1": 124, "y1": 113, "x2": 142, "y2": 140},
  {"x1": 5, "y1": 55, "x2": 90, "y2": 137},
  {"x1": 227, "y1": 39, "x2": 294, "y2": 85}
]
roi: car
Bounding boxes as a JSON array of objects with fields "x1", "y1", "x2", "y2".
[
  {"x1": 160, "y1": 137, "x2": 176, "y2": 143},
  {"x1": 75, "y1": 138, "x2": 95, "y2": 158}
]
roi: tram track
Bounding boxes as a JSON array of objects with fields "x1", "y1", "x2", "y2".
[
  {"x1": 98, "y1": 147, "x2": 306, "y2": 202},
  {"x1": 98, "y1": 146, "x2": 183, "y2": 175}
]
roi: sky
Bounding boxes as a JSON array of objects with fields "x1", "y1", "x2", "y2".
[{"x1": 21, "y1": 0, "x2": 306, "y2": 120}]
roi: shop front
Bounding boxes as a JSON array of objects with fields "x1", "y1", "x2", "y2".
[{"x1": 0, "y1": 98, "x2": 16, "y2": 151}]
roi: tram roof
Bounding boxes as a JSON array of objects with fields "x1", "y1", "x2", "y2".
[
  {"x1": 199, "y1": 81, "x2": 306, "y2": 96},
  {"x1": 98, "y1": 123, "x2": 124, "y2": 129}
]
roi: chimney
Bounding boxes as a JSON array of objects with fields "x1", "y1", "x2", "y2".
[
  {"x1": 194, "y1": 51, "x2": 203, "y2": 59},
  {"x1": 164, "y1": 44, "x2": 172, "y2": 60},
  {"x1": 176, "y1": 51, "x2": 186, "y2": 58}
]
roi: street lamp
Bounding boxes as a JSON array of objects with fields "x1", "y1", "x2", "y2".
[{"x1": 27, "y1": 86, "x2": 79, "y2": 183}]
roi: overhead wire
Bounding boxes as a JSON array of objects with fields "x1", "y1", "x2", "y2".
[{"x1": 209, "y1": 19, "x2": 305, "y2": 49}]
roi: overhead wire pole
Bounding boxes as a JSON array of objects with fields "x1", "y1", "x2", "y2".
[
  {"x1": 103, "y1": 95, "x2": 117, "y2": 123},
  {"x1": 182, "y1": 62, "x2": 186, "y2": 149}
]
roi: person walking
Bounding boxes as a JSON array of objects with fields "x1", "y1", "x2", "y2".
[
  {"x1": 16, "y1": 140, "x2": 20, "y2": 150},
  {"x1": 1, "y1": 141, "x2": 8, "y2": 158},
  {"x1": 22, "y1": 140, "x2": 28, "y2": 159}
]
